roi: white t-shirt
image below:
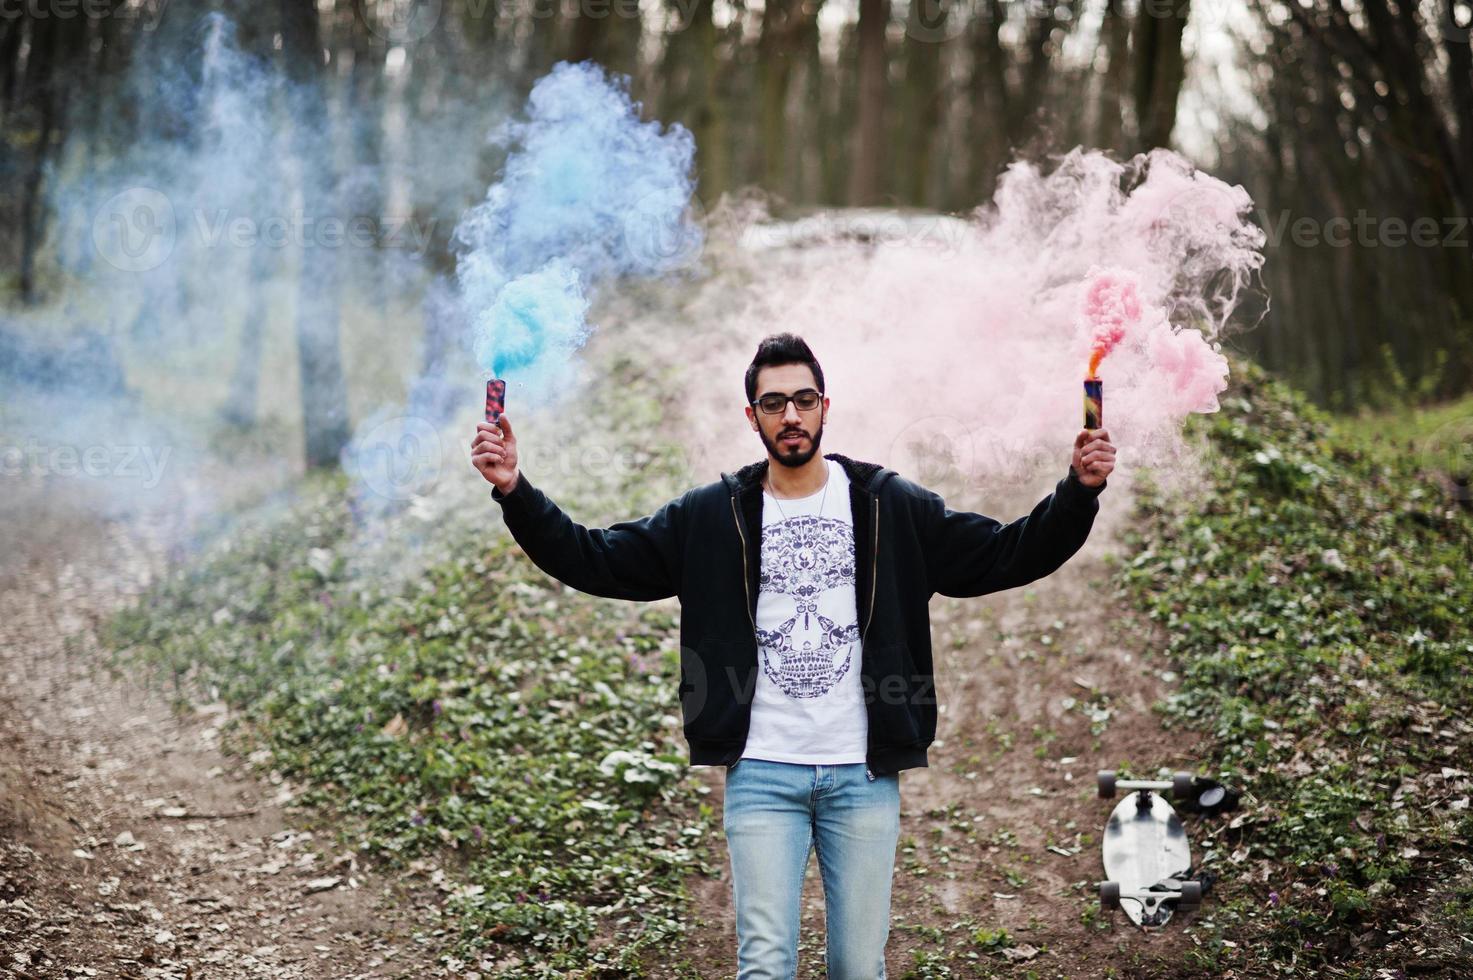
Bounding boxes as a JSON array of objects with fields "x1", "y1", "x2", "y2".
[{"x1": 741, "y1": 458, "x2": 868, "y2": 764}]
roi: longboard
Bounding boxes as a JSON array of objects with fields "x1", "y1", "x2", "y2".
[{"x1": 1096, "y1": 771, "x2": 1204, "y2": 928}]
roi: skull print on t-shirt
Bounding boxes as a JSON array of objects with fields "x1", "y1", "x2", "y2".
[{"x1": 741, "y1": 458, "x2": 869, "y2": 765}]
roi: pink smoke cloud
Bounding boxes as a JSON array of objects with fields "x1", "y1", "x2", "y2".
[{"x1": 652, "y1": 147, "x2": 1266, "y2": 496}]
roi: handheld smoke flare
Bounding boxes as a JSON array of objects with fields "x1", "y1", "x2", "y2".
[
  {"x1": 1084, "y1": 378, "x2": 1103, "y2": 431},
  {"x1": 1080, "y1": 271, "x2": 1138, "y2": 431},
  {"x1": 485, "y1": 378, "x2": 506, "y2": 425}
]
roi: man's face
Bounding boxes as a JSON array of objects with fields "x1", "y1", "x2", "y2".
[{"x1": 745, "y1": 363, "x2": 829, "y2": 468}]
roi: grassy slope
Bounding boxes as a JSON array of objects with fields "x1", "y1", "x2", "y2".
[
  {"x1": 1119, "y1": 358, "x2": 1473, "y2": 974},
  {"x1": 104, "y1": 354, "x2": 720, "y2": 979},
  {"x1": 104, "y1": 354, "x2": 1473, "y2": 977}
]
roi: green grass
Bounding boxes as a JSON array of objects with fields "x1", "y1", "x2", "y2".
[
  {"x1": 102, "y1": 356, "x2": 720, "y2": 978},
  {"x1": 1336, "y1": 390, "x2": 1473, "y2": 445},
  {"x1": 1118, "y1": 356, "x2": 1473, "y2": 974},
  {"x1": 1332, "y1": 391, "x2": 1473, "y2": 489}
]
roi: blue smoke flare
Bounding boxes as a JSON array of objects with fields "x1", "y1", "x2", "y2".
[{"x1": 454, "y1": 60, "x2": 701, "y2": 391}]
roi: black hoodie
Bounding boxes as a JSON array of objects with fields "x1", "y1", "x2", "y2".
[{"x1": 490, "y1": 452, "x2": 1105, "y2": 775}]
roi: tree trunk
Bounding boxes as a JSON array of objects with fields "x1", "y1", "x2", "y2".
[
  {"x1": 1133, "y1": 0, "x2": 1191, "y2": 151},
  {"x1": 1440, "y1": 0, "x2": 1473, "y2": 219},
  {"x1": 221, "y1": 240, "x2": 274, "y2": 429},
  {"x1": 898, "y1": 0, "x2": 945, "y2": 206},
  {"x1": 0, "y1": 15, "x2": 23, "y2": 125},
  {"x1": 17, "y1": 12, "x2": 83, "y2": 305},
  {"x1": 280, "y1": 0, "x2": 352, "y2": 470},
  {"x1": 966, "y1": 0, "x2": 1010, "y2": 204},
  {"x1": 663, "y1": 0, "x2": 729, "y2": 206},
  {"x1": 800, "y1": 0, "x2": 837, "y2": 204},
  {"x1": 349, "y1": 6, "x2": 388, "y2": 307},
  {"x1": 759, "y1": 0, "x2": 803, "y2": 196},
  {"x1": 17, "y1": 17, "x2": 59, "y2": 304},
  {"x1": 848, "y1": 0, "x2": 890, "y2": 205},
  {"x1": 222, "y1": 91, "x2": 284, "y2": 431},
  {"x1": 565, "y1": 0, "x2": 642, "y2": 77},
  {"x1": 1096, "y1": 0, "x2": 1131, "y2": 152}
]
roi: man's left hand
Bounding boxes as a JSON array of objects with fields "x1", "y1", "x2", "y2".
[{"x1": 1071, "y1": 428, "x2": 1116, "y2": 488}]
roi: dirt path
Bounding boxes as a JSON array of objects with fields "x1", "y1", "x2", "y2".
[
  {"x1": 0, "y1": 473, "x2": 447, "y2": 979},
  {"x1": 672, "y1": 471, "x2": 1208, "y2": 978}
]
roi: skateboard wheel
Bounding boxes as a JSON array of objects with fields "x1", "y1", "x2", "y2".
[
  {"x1": 1099, "y1": 881, "x2": 1121, "y2": 909},
  {"x1": 1177, "y1": 880, "x2": 1202, "y2": 910},
  {"x1": 1172, "y1": 772, "x2": 1194, "y2": 800},
  {"x1": 1097, "y1": 770, "x2": 1116, "y2": 798}
]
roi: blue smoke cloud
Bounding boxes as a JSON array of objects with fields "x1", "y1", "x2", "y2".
[{"x1": 453, "y1": 60, "x2": 702, "y2": 393}]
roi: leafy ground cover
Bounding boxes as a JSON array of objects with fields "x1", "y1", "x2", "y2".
[
  {"x1": 104, "y1": 359, "x2": 722, "y2": 978},
  {"x1": 103, "y1": 352, "x2": 1473, "y2": 976},
  {"x1": 1118, "y1": 357, "x2": 1473, "y2": 974}
]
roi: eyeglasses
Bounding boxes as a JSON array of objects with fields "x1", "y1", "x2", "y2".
[{"x1": 753, "y1": 389, "x2": 824, "y2": 415}]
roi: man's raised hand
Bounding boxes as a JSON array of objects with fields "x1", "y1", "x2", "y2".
[
  {"x1": 1071, "y1": 428, "x2": 1115, "y2": 488},
  {"x1": 471, "y1": 415, "x2": 520, "y2": 494}
]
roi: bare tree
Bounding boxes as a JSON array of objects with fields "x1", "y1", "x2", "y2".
[
  {"x1": 759, "y1": 0, "x2": 804, "y2": 194},
  {"x1": 897, "y1": 0, "x2": 946, "y2": 206},
  {"x1": 848, "y1": 0, "x2": 890, "y2": 205},
  {"x1": 1132, "y1": 0, "x2": 1191, "y2": 151},
  {"x1": 1095, "y1": 0, "x2": 1132, "y2": 153},
  {"x1": 280, "y1": 0, "x2": 351, "y2": 469}
]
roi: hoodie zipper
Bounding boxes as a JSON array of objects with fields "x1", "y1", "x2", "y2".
[
  {"x1": 731, "y1": 494, "x2": 756, "y2": 629},
  {"x1": 864, "y1": 494, "x2": 879, "y2": 639},
  {"x1": 862, "y1": 491, "x2": 880, "y2": 781}
]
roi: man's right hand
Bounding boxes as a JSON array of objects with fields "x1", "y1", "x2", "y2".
[{"x1": 471, "y1": 415, "x2": 520, "y2": 495}]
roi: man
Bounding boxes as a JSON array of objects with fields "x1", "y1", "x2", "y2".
[{"x1": 470, "y1": 333, "x2": 1115, "y2": 979}]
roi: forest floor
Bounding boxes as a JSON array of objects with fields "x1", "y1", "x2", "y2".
[
  {"x1": 1, "y1": 443, "x2": 1208, "y2": 979},
  {"x1": 0, "y1": 471, "x2": 446, "y2": 979},
  {"x1": 9, "y1": 373, "x2": 1470, "y2": 978}
]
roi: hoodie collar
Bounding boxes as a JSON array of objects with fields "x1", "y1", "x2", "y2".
[{"x1": 722, "y1": 452, "x2": 890, "y2": 496}]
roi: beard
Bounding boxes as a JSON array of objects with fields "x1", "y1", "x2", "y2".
[{"x1": 759, "y1": 417, "x2": 825, "y2": 468}]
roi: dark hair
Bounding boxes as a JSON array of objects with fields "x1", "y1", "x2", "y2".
[{"x1": 744, "y1": 333, "x2": 825, "y2": 403}]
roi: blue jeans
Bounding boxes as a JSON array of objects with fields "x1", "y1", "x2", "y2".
[{"x1": 722, "y1": 758, "x2": 901, "y2": 979}]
